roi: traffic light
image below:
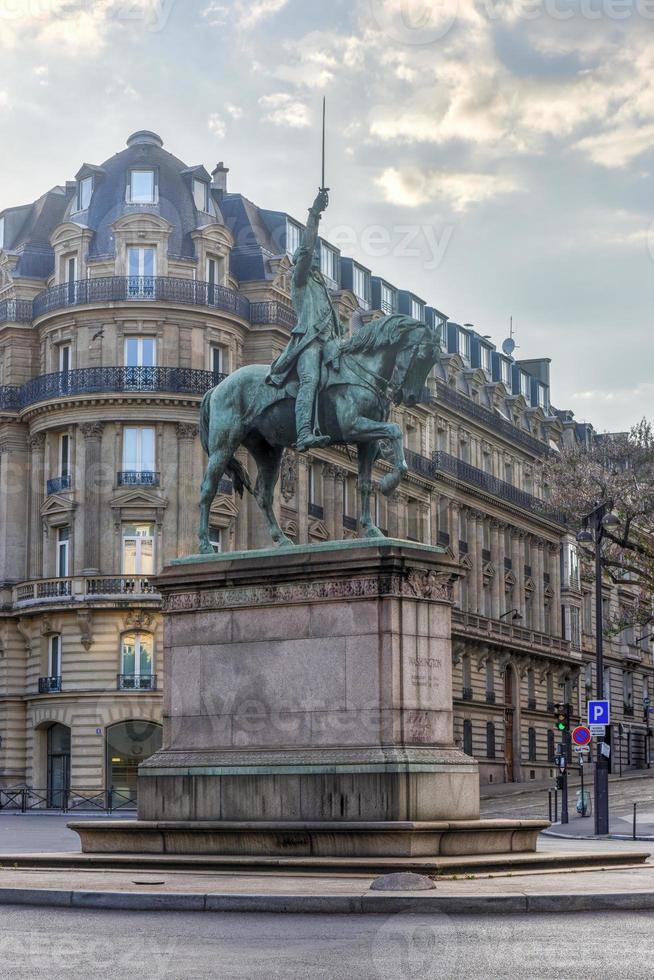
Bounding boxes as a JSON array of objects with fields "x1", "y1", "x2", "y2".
[{"x1": 553, "y1": 703, "x2": 569, "y2": 733}]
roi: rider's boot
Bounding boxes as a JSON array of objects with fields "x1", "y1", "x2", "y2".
[{"x1": 295, "y1": 383, "x2": 330, "y2": 452}]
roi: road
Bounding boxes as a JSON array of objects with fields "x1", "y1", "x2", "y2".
[
  {"x1": 0, "y1": 906, "x2": 653, "y2": 978},
  {"x1": 0, "y1": 811, "x2": 134, "y2": 852}
]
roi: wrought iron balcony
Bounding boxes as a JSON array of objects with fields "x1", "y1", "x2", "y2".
[
  {"x1": 485, "y1": 691, "x2": 496, "y2": 704},
  {"x1": 117, "y1": 674, "x2": 158, "y2": 691},
  {"x1": 343, "y1": 514, "x2": 358, "y2": 531},
  {"x1": 437, "y1": 530, "x2": 450, "y2": 547},
  {"x1": 308, "y1": 502, "x2": 324, "y2": 519},
  {"x1": 459, "y1": 540, "x2": 469, "y2": 555},
  {"x1": 0, "y1": 299, "x2": 32, "y2": 323},
  {"x1": 249, "y1": 300, "x2": 297, "y2": 330},
  {"x1": 117, "y1": 471, "x2": 160, "y2": 487},
  {"x1": 624, "y1": 704, "x2": 635, "y2": 717},
  {"x1": 32, "y1": 276, "x2": 250, "y2": 321},
  {"x1": 432, "y1": 452, "x2": 566, "y2": 525},
  {"x1": 462, "y1": 687, "x2": 474, "y2": 701},
  {"x1": 528, "y1": 698, "x2": 537, "y2": 710},
  {"x1": 404, "y1": 449, "x2": 434, "y2": 480},
  {"x1": 432, "y1": 381, "x2": 551, "y2": 457},
  {"x1": 0, "y1": 385, "x2": 22, "y2": 412},
  {"x1": 19, "y1": 366, "x2": 226, "y2": 409},
  {"x1": 38, "y1": 676, "x2": 62, "y2": 694},
  {"x1": 47, "y1": 475, "x2": 72, "y2": 495}
]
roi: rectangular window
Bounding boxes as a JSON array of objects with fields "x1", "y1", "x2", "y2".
[
  {"x1": 124, "y1": 336, "x2": 156, "y2": 367},
  {"x1": 623, "y1": 671, "x2": 634, "y2": 710},
  {"x1": 59, "y1": 344, "x2": 71, "y2": 373},
  {"x1": 0, "y1": 216, "x2": 4, "y2": 249},
  {"x1": 501, "y1": 359, "x2": 511, "y2": 386},
  {"x1": 123, "y1": 427, "x2": 155, "y2": 473},
  {"x1": 57, "y1": 527, "x2": 70, "y2": 578},
  {"x1": 537, "y1": 384, "x2": 549, "y2": 411},
  {"x1": 457, "y1": 329, "x2": 470, "y2": 360},
  {"x1": 463, "y1": 719, "x2": 473, "y2": 756},
  {"x1": 209, "y1": 527, "x2": 222, "y2": 554},
  {"x1": 528, "y1": 727, "x2": 537, "y2": 761},
  {"x1": 352, "y1": 265, "x2": 370, "y2": 309},
  {"x1": 128, "y1": 169, "x2": 156, "y2": 204},
  {"x1": 127, "y1": 247, "x2": 156, "y2": 298},
  {"x1": 211, "y1": 345, "x2": 226, "y2": 377},
  {"x1": 60, "y1": 433, "x2": 70, "y2": 479},
  {"x1": 411, "y1": 298, "x2": 425, "y2": 320},
  {"x1": 286, "y1": 220, "x2": 302, "y2": 257},
  {"x1": 48, "y1": 634, "x2": 62, "y2": 678},
  {"x1": 380, "y1": 284, "x2": 395, "y2": 314},
  {"x1": 77, "y1": 176, "x2": 93, "y2": 211},
  {"x1": 122, "y1": 523, "x2": 155, "y2": 576},
  {"x1": 481, "y1": 346, "x2": 492, "y2": 375},
  {"x1": 486, "y1": 722, "x2": 496, "y2": 759},
  {"x1": 320, "y1": 243, "x2": 339, "y2": 286},
  {"x1": 65, "y1": 256, "x2": 77, "y2": 304},
  {"x1": 520, "y1": 372, "x2": 530, "y2": 398},
  {"x1": 121, "y1": 632, "x2": 153, "y2": 678},
  {"x1": 193, "y1": 178, "x2": 208, "y2": 212}
]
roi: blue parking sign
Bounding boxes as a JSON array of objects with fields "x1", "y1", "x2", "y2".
[{"x1": 588, "y1": 700, "x2": 610, "y2": 725}]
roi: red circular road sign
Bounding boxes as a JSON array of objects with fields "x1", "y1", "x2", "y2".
[{"x1": 572, "y1": 725, "x2": 592, "y2": 747}]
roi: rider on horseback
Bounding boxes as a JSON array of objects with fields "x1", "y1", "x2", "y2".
[{"x1": 266, "y1": 188, "x2": 344, "y2": 452}]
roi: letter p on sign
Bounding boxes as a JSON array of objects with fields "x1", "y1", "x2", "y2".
[{"x1": 588, "y1": 700, "x2": 610, "y2": 726}]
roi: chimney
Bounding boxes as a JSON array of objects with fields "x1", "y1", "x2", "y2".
[{"x1": 211, "y1": 162, "x2": 229, "y2": 194}]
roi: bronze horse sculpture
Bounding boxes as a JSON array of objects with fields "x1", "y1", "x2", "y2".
[{"x1": 198, "y1": 315, "x2": 441, "y2": 550}]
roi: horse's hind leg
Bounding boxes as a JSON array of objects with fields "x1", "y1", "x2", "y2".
[
  {"x1": 358, "y1": 442, "x2": 384, "y2": 539},
  {"x1": 199, "y1": 447, "x2": 234, "y2": 553},
  {"x1": 246, "y1": 436, "x2": 293, "y2": 547}
]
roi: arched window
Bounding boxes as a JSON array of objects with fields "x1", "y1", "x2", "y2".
[
  {"x1": 106, "y1": 720, "x2": 162, "y2": 803},
  {"x1": 463, "y1": 719, "x2": 473, "y2": 756},
  {"x1": 119, "y1": 632, "x2": 155, "y2": 690},
  {"x1": 486, "y1": 722, "x2": 496, "y2": 759}
]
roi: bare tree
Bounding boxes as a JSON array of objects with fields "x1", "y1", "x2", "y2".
[{"x1": 544, "y1": 419, "x2": 654, "y2": 633}]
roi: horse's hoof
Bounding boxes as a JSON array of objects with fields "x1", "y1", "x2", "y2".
[
  {"x1": 198, "y1": 543, "x2": 214, "y2": 555},
  {"x1": 274, "y1": 536, "x2": 294, "y2": 548},
  {"x1": 364, "y1": 527, "x2": 384, "y2": 539}
]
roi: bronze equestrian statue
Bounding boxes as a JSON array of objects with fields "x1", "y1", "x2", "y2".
[{"x1": 198, "y1": 188, "x2": 441, "y2": 551}]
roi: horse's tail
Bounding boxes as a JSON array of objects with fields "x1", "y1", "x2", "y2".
[
  {"x1": 199, "y1": 389, "x2": 212, "y2": 456},
  {"x1": 226, "y1": 457, "x2": 254, "y2": 498}
]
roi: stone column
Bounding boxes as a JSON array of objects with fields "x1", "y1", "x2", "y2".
[
  {"x1": 449, "y1": 501, "x2": 460, "y2": 560},
  {"x1": 81, "y1": 422, "x2": 105, "y2": 575},
  {"x1": 28, "y1": 433, "x2": 46, "y2": 579},
  {"x1": 490, "y1": 520, "x2": 502, "y2": 620},
  {"x1": 549, "y1": 543, "x2": 562, "y2": 637},
  {"x1": 396, "y1": 491, "x2": 409, "y2": 540},
  {"x1": 475, "y1": 512, "x2": 484, "y2": 614},
  {"x1": 534, "y1": 539, "x2": 545, "y2": 633},
  {"x1": 297, "y1": 455, "x2": 310, "y2": 544},
  {"x1": 322, "y1": 463, "x2": 337, "y2": 539},
  {"x1": 333, "y1": 468, "x2": 346, "y2": 540},
  {"x1": 430, "y1": 492, "x2": 439, "y2": 547},
  {"x1": 0, "y1": 426, "x2": 29, "y2": 583},
  {"x1": 176, "y1": 424, "x2": 198, "y2": 557},
  {"x1": 466, "y1": 510, "x2": 478, "y2": 614},
  {"x1": 511, "y1": 531, "x2": 522, "y2": 619}
]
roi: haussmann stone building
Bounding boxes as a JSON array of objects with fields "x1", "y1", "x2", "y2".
[{"x1": 0, "y1": 130, "x2": 651, "y2": 807}]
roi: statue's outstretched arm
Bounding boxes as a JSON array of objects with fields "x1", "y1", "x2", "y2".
[{"x1": 294, "y1": 189, "x2": 329, "y2": 285}]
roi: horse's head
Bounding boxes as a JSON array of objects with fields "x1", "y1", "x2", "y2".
[{"x1": 392, "y1": 319, "x2": 442, "y2": 406}]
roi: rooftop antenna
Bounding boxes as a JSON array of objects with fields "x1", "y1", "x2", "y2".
[{"x1": 501, "y1": 315, "x2": 519, "y2": 358}]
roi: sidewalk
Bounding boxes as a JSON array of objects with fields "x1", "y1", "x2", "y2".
[
  {"x1": 1, "y1": 854, "x2": 654, "y2": 914},
  {"x1": 546, "y1": 805, "x2": 654, "y2": 841}
]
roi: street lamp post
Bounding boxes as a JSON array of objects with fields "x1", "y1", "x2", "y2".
[{"x1": 577, "y1": 501, "x2": 619, "y2": 836}]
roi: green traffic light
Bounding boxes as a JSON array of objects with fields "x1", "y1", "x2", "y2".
[{"x1": 556, "y1": 722, "x2": 566, "y2": 731}]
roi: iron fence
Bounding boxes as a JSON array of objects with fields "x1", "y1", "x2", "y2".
[
  {"x1": 0, "y1": 786, "x2": 137, "y2": 812},
  {"x1": 19, "y1": 366, "x2": 226, "y2": 408},
  {"x1": 117, "y1": 471, "x2": 160, "y2": 487}
]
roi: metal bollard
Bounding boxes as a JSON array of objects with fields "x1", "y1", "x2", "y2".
[
  {"x1": 633, "y1": 802, "x2": 638, "y2": 840},
  {"x1": 554, "y1": 789, "x2": 558, "y2": 823},
  {"x1": 548, "y1": 790, "x2": 552, "y2": 823}
]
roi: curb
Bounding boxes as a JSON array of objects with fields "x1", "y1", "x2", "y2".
[
  {"x1": 4, "y1": 887, "x2": 654, "y2": 915},
  {"x1": 542, "y1": 829, "x2": 654, "y2": 843}
]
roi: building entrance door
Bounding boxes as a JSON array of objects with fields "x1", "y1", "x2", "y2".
[{"x1": 47, "y1": 723, "x2": 71, "y2": 808}]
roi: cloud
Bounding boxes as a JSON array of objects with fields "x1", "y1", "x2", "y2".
[
  {"x1": 376, "y1": 166, "x2": 519, "y2": 211},
  {"x1": 225, "y1": 103, "x2": 243, "y2": 119},
  {"x1": 259, "y1": 92, "x2": 310, "y2": 128},
  {"x1": 208, "y1": 113, "x2": 226, "y2": 137},
  {"x1": 575, "y1": 124, "x2": 654, "y2": 168},
  {"x1": 202, "y1": 0, "x2": 288, "y2": 29}
]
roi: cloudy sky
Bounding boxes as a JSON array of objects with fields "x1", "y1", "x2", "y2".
[{"x1": 0, "y1": 0, "x2": 652, "y2": 430}]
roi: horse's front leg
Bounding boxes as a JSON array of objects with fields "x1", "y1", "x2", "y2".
[
  {"x1": 340, "y1": 414, "x2": 407, "y2": 497},
  {"x1": 357, "y1": 442, "x2": 384, "y2": 538}
]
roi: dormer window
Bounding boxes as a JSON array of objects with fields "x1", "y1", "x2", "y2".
[
  {"x1": 456, "y1": 327, "x2": 470, "y2": 360},
  {"x1": 520, "y1": 371, "x2": 530, "y2": 398},
  {"x1": 320, "y1": 242, "x2": 339, "y2": 287},
  {"x1": 193, "y1": 178, "x2": 209, "y2": 213},
  {"x1": 480, "y1": 346, "x2": 492, "y2": 375},
  {"x1": 77, "y1": 176, "x2": 93, "y2": 211},
  {"x1": 286, "y1": 219, "x2": 303, "y2": 257},
  {"x1": 380, "y1": 283, "x2": 396, "y2": 314},
  {"x1": 500, "y1": 358, "x2": 511, "y2": 386},
  {"x1": 127, "y1": 169, "x2": 156, "y2": 204},
  {"x1": 0, "y1": 216, "x2": 4, "y2": 249},
  {"x1": 411, "y1": 298, "x2": 425, "y2": 320},
  {"x1": 352, "y1": 265, "x2": 371, "y2": 310},
  {"x1": 536, "y1": 383, "x2": 549, "y2": 411}
]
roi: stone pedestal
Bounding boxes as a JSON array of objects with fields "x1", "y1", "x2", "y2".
[
  {"x1": 139, "y1": 539, "x2": 479, "y2": 827},
  {"x1": 72, "y1": 539, "x2": 547, "y2": 860}
]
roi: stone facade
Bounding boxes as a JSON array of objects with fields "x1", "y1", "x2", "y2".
[{"x1": 0, "y1": 130, "x2": 651, "y2": 804}]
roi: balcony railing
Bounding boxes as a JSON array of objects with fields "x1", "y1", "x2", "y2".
[
  {"x1": 452, "y1": 608, "x2": 572, "y2": 656},
  {"x1": 0, "y1": 385, "x2": 22, "y2": 412},
  {"x1": 462, "y1": 687, "x2": 474, "y2": 701},
  {"x1": 0, "y1": 298, "x2": 33, "y2": 323},
  {"x1": 404, "y1": 449, "x2": 434, "y2": 480},
  {"x1": 47, "y1": 475, "x2": 72, "y2": 495},
  {"x1": 624, "y1": 705, "x2": 635, "y2": 717},
  {"x1": 485, "y1": 691, "x2": 496, "y2": 704},
  {"x1": 432, "y1": 381, "x2": 550, "y2": 457},
  {"x1": 18, "y1": 366, "x2": 226, "y2": 409},
  {"x1": 14, "y1": 575, "x2": 158, "y2": 607},
  {"x1": 249, "y1": 301, "x2": 297, "y2": 330},
  {"x1": 432, "y1": 452, "x2": 566, "y2": 525},
  {"x1": 308, "y1": 502, "x2": 324, "y2": 519},
  {"x1": 117, "y1": 471, "x2": 160, "y2": 487},
  {"x1": 117, "y1": 674, "x2": 157, "y2": 691},
  {"x1": 343, "y1": 515, "x2": 358, "y2": 531},
  {"x1": 38, "y1": 676, "x2": 62, "y2": 694},
  {"x1": 32, "y1": 276, "x2": 250, "y2": 321}
]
